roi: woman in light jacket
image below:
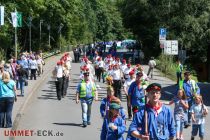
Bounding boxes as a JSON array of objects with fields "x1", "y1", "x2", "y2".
[{"x1": 0, "y1": 72, "x2": 17, "y2": 128}]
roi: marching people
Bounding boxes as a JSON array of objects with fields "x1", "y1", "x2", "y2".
[
  {"x1": 100, "y1": 86, "x2": 126, "y2": 120},
  {"x1": 53, "y1": 61, "x2": 64, "y2": 100},
  {"x1": 127, "y1": 83, "x2": 176, "y2": 140},
  {"x1": 36, "y1": 55, "x2": 44, "y2": 76},
  {"x1": 176, "y1": 60, "x2": 183, "y2": 85},
  {"x1": 123, "y1": 63, "x2": 132, "y2": 80},
  {"x1": 190, "y1": 95, "x2": 208, "y2": 140},
  {"x1": 128, "y1": 71, "x2": 145, "y2": 115},
  {"x1": 97, "y1": 57, "x2": 105, "y2": 82},
  {"x1": 76, "y1": 71, "x2": 98, "y2": 127},
  {"x1": 167, "y1": 89, "x2": 189, "y2": 140},
  {"x1": 0, "y1": 72, "x2": 17, "y2": 128},
  {"x1": 123, "y1": 70, "x2": 136, "y2": 119},
  {"x1": 100, "y1": 102, "x2": 126, "y2": 140},
  {"x1": 179, "y1": 71, "x2": 200, "y2": 127},
  {"x1": 147, "y1": 57, "x2": 156, "y2": 79},
  {"x1": 111, "y1": 64, "x2": 123, "y2": 100},
  {"x1": 62, "y1": 63, "x2": 70, "y2": 97}
]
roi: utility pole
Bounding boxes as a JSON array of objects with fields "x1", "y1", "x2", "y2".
[
  {"x1": 59, "y1": 23, "x2": 64, "y2": 51},
  {"x1": 47, "y1": 24, "x2": 51, "y2": 47},
  {"x1": 15, "y1": 27, "x2": 17, "y2": 59},
  {"x1": 28, "y1": 16, "x2": 32, "y2": 52},
  {"x1": 39, "y1": 19, "x2": 43, "y2": 48}
]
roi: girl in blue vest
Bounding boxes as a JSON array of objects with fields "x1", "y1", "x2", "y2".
[
  {"x1": 168, "y1": 89, "x2": 188, "y2": 140},
  {"x1": 101, "y1": 103, "x2": 126, "y2": 140},
  {"x1": 100, "y1": 86, "x2": 126, "y2": 120}
]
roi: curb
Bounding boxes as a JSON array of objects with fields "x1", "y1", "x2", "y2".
[{"x1": 9, "y1": 54, "x2": 63, "y2": 140}]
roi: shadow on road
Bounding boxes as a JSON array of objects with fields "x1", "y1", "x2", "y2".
[{"x1": 53, "y1": 122, "x2": 83, "y2": 127}]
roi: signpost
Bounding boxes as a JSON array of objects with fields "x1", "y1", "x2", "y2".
[
  {"x1": 159, "y1": 28, "x2": 166, "y2": 41},
  {"x1": 164, "y1": 40, "x2": 178, "y2": 55}
]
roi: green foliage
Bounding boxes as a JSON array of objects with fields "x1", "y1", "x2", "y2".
[
  {"x1": 0, "y1": 0, "x2": 128, "y2": 59},
  {"x1": 120, "y1": 0, "x2": 210, "y2": 63}
]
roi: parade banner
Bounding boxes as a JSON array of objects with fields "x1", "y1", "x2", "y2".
[
  {"x1": 11, "y1": 12, "x2": 22, "y2": 27},
  {"x1": 0, "y1": 6, "x2": 4, "y2": 25}
]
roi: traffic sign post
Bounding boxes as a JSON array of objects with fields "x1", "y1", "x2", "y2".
[
  {"x1": 164, "y1": 40, "x2": 178, "y2": 55},
  {"x1": 159, "y1": 28, "x2": 166, "y2": 41}
]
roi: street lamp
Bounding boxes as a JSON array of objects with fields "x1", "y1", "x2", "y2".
[
  {"x1": 39, "y1": 19, "x2": 43, "y2": 48},
  {"x1": 47, "y1": 24, "x2": 51, "y2": 47},
  {"x1": 58, "y1": 23, "x2": 64, "y2": 51},
  {"x1": 28, "y1": 16, "x2": 32, "y2": 52}
]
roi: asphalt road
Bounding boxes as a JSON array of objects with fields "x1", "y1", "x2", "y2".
[{"x1": 11, "y1": 52, "x2": 210, "y2": 140}]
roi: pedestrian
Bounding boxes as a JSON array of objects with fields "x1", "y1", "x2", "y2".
[
  {"x1": 16, "y1": 65, "x2": 28, "y2": 96},
  {"x1": 147, "y1": 57, "x2": 156, "y2": 79},
  {"x1": 128, "y1": 71, "x2": 145, "y2": 115},
  {"x1": 123, "y1": 70, "x2": 136, "y2": 120},
  {"x1": 97, "y1": 57, "x2": 105, "y2": 82},
  {"x1": 111, "y1": 64, "x2": 123, "y2": 100},
  {"x1": 100, "y1": 103, "x2": 126, "y2": 140},
  {"x1": 62, "y1": 63, "x2": 70, "y2": 97},
  {"x1": 76, "y1": 72, "x2": 98, "y2": 127},
  {"x1": 36, "y1": 55, "x2": 44, "y2": 76},
  {"x1": 176, "y1": 60, "x2": 183, "y2": 85},
  {"x1": 167, "y1": 89, "x2": 188, "y2": 140},
  {"x1": 127, "y1": 83, "x2": 176, "y2": 140},
  {"x1": 29, "y1": 56, "x2": 38, "y2": 80},
  {"x1": 190, "y1": 95, "x2": 208, "y2": 140},
  {"x1": 0, "y1": 72, "x2": 17, "y2": 128},
  {"x1": 53, "y1": 61, "x2": 64, "y2": 100},
  {"x1": 179, "y1": 71, "x2": 200, "y2": 127}
]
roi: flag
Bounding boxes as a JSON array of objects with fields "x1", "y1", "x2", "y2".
[
  {"x1": 11, "y1": 12, "x2": 22, "y2": 27},
  {"x1": 0, "y1": 6, "x2": 4, "y2": 25}
]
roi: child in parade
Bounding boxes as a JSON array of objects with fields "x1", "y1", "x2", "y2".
[
  {"x1": 168, "y1": 89, "x2": 189, "y2": 140},
  {"x1": 100, "y1": 103, "x2": 126, "y2": 140},
  {"x1": 100, "y1": 86, "x2": 126, "y2": 120},
  {"x1": 190, "y1": 95, "x2": 208, "y2": 140}
]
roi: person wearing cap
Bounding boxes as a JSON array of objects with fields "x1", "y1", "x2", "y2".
[
  {"x1": 111, "y1": 64, "x2": 123, "y2": 100},
  {"x1": 127, "y1": 71, "x2": 145, "y2": 115},
  {"x1": 100, "y1": 86, "x2": 126, "y2": 120},
  {"x1": 123, "y1": 70, "x2": 136, "y2": 119},
  {"x1": 29, "y1": 56, "x2": 38, "y2": 80},
  {"x1": 123, "y1": 63, "x2": 132, "y2": 80},
  {"x1": 97, "y1": 57, "x2": 105, "y2": 82},
  {"x1": 100, "y1": 102, "x2": 126, "y2": 140},
  {"x1": 147, "y1": 57, "x2": 156, "y2": 79},
  {"x1": 127, "y1": 83, "x2": 175, "y2": 140},
  {"x1": 120, "y1": 59, "x2": 127, "y2": 73},
  {"x1": 179, "y1": 71, "x2": 200, "y2": 127},
  {"x1": 76, "y1": 72, "x2": 98, "y2": 127},
  {"x1": 53, "y1": 61, "x2": 64, "y2": 100}
]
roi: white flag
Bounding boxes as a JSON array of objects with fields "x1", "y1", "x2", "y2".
[
  {"x1": 11, "y1": 12, "x2": 22, "y2": 27},
  {"x1": 0, "y1": 6, "x2": 4, "y2": 25}
]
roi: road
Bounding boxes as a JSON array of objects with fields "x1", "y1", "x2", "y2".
[{"x1": 3, "y1": 52, "x2": 209, "y2": 140}]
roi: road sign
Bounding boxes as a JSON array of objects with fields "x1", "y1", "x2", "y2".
[
  {"x1": 164, "y1": 40, "x2": 178, "y2": 55},
  {"x1": 159, "y1": 28, "x2": 166, "y2": 41}
]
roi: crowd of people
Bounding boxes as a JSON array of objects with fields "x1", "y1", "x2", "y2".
[
  {"x1": 75, "y1": 49, "x2": 208, "y2": 140},
  {"x1": 0, "y1": 51, "x2": 45, "y2": 128}
]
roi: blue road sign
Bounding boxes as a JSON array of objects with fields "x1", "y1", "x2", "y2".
[{"x1": 159, "y1": 28, "x2": 166, "y2": 36}]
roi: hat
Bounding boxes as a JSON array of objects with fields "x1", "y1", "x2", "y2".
[
  {"x1": 184, "y1": 71, "x2": 191, "y2": 75},
  {"x1": 146, "y1": 83, "x2": 161, "y2": 92},
  {"x1": 57, "y1": 61, "x2": 61, "y2": 65},
  {"x1": 129, "y1": 70, "x2": 135, "y2": 75},
  {"x1": 109, "y1": 103, "x2": 121, "y2": 110},
  {"x1": 84, "y1": 58, "x2": 88, "y2": 62},
  {"x1": 122, "y1": 59, "x2": 126, "y2": 62},
  {"x1": 127, "y1": 64, "x2": 131, "y2": 67}
]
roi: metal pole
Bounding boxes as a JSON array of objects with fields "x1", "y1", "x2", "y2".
[
  {"x1": 15, "y1": 27, "x2": 17, "y2": 59},
  {"x1": 39, "y1": 20, "x2": 43, "y2": 48},
  {"x1": 48, "y1": 25, "x2": 50, "y2": 47},
  {"x1": 28, "y1": 17, "x2": 32, "y2": 52}
]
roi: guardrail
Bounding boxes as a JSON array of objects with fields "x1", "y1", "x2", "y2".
[{"x1": 43, "y1": 50, "x2": 61, "y2": 59}]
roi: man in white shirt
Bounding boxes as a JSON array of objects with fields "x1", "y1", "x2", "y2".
[
  {"x1": 123, "y1": 70, "x2": 136, "y2": 119},
  {"x1": 120, "y1": 59, "x2": 127, "y2": 72},
  {"x1": 54, "y1": 61, "x2": 64, "y2": 100},
  {"x1": 97, "y1": 57, "x2": 105, "y2": 82},
  {"x1": 123, "y1": 63, "x2": 132, "y2": 80},
  {"x1": 147, "y1": 57, "x2": 156, "y2": 79},
  {"x1": 36, "y1": 55, "x2": 44, "y2": 76},
  {"x1": 111, "y1": 64, "x2": 122, "y2": 100}
]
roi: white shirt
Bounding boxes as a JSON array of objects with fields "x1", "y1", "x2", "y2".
[
  {"x1": 98, "y1": 61, "x2": 105, "y2": 68},
  {"x1": 30, "y1": 60, "x2": 38, "y2": 69},
  {"x1": 111, "y1": 69, "x2": 121, "y2": 80},
  {"x1": 120, "y1": 64, "x2": 127, "y2": 72},
  {"x1": 123, "y1": 67, "x2": 132, "y2": 79},
  {"x1": 56, "y1": 66, "x2": 63, "y2": 78},
  {"x1": 148, "y1": 60, "x2": 156, "y2": 68},
  {"x1": 190, "y1": 104, "x2": 207, "y2": 124},
  {"x1": 123, "y1": 78, "x2": 135, "y2": 89},
  {"x1": 36, "y1": 58, "x2": 43, "y2": 65}
]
